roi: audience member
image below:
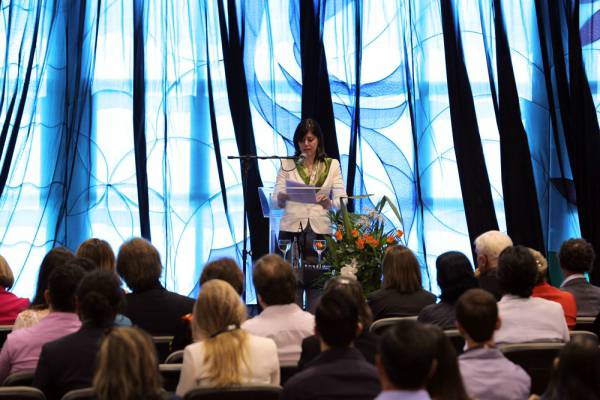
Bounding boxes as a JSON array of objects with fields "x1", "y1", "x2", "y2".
[
  {"x1": 117, "y1": 238, "x2": 194, "y2": 335},
  {"x1": 426, "y1": 325, "x2": 470, "y2": 400},
  {"x1": 298, "y1": 276, "x2": 379, "y2": 368},
  {"x1": 418, "y1": 251, "x2": 478, "y2": 329},
  {"x1": 474, "y1": 230, "x2": 513, "y2": 300},
  {"x1": 495, "y1": 246, "x2": 569, "y2": 343},
  {"x1": 559, "y1": 238, "x2": 600, "y2": 316},
  {"x1": 176, "y1": 280, "x2": 279, "y2": 395},
  {"x1": 0, "y1": 263, "x2": 85, "y2": 382},
  {"x1": 368, "y1": 245, "x2": 435, "y2": 319},
  {"x1": 530, "y1": 248, "x2": 577, "y2": 329},
  {"x1": 13, "y1": 247, "x2": 74, "y2": 329},
  {"x1": 537, "y1": 336, "x2": 600, "y2": 400},
  {"x1": 94, "y1": 327, "x2": 173, "y2": 400},
  {"x1": 172, "y1": 257, "x2": 245, "y2": 351},
  {"x1": 456, "y1": 289, "x2": 530, "y2": 400},
  {"x1": 0, "y1": 255, "x2": 29, "y2": 325},
  {"x1": 76, "y1": 238, "x2": 116, "y2": 272},
  {"x1": 282, "y1": 287, "x2": 380, "y2": 400},
  {"x1": 33, "y1": 270, "x2": 124, "y2": 400},
  {"x1": 374, "y1": 320, "x2": 437, "y2": 400},
  {"x1": 242, "y1": 254, "x2": 314, "y2": 366}
]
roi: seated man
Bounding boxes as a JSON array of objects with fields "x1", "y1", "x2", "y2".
[
  {"x1": 374, "y1": 320, "x2": 438, "y2": 400},
  {"x1": 474, "y1": 230, "x2": 513, "y2": 300},
  {"x1": 456, "y1": 288, "x2": 530, "y2": 400},
  {"x1": 282, "y1": 287, "x2": 380, "y2": 399},
  {"x1": 0, "y1": 263, "x2": 85, "y2": 382},
  {"x1": 495, "y1": 246, "x2": 569, "y2": 343},
  {"x1": 242, "y1": 254, "x2": 314, "y2": 366},
  {"x1": 559, "y1": 238, "x2": 600, "y2": 316},
  {"x1": 117, "y1": 238, "x2": 194, "y2": 336}
]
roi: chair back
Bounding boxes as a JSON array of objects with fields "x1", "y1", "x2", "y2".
[
  {"x1": 0, "y1": 326, "x2": 13, "y2": 350},
  {"x1": 280, "y1": 365, "x2": 300, "y2": 386},
  {"x1": 570, "y1": 330, "x2": 599, "y2": 345},
  {"x1": 60, "y1": 388, "x2": 96, "y2": 400},
  {"x1": 152, "y1": 336, "x2": 174, "y2": 363},
  {"x1": 574, "y1": 316, "x2": 595, "y2": 333},
  {"x1": 183, "y1": 385, "x2": 282, "y2": 400},
  {"x1": 164, "y1": 349, "x2": 184, "y2": 364},
  {"x1": 369, "y1": 316, "x2": 418, "y2": 335},
  {"x1": 443, "y1": 329, "x2": 465, "y2": 355},
  {"x1": 160, "y1": 364, "x2": 182, "y2": 393},
  {"x1": 0, "y1": 386, "x2": 46, "y2": 399},
  {"x1": 2, "y1": 371, "x2": 34, "y2": 387},
  {"x1": 499, "y1": 342, "x2": 565, "y2": 395}
]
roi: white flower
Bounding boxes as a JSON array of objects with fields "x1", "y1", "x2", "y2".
[{"x1": 340, "y1": 258, "x2": 359, "y2": 280}]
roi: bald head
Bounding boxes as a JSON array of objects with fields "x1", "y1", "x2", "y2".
[{"x1": 252, "y1": 254, "x2": 296, "y2": 306}]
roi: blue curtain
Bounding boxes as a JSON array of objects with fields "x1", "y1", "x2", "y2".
[{"x1": 2, "y1": 0, "x2": 598, "y2": 300}]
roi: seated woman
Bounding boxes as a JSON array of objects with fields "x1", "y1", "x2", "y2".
[
  {"x1": 13, "y1": 247, "x2": 75, "y2": 329},
  {"x1": 176, "y1": 280, "x2": 279, "y2": 396},
  {"x1": 94, "y1": 327, "x2": 174, "y2": 400},
  {"x1": 76, "y1": 238, "x2": 116, "y2": 273},
  {"x1": 33, "y1": 270, "x2": 124, "y2": 400},
  {"x1": 368, "y1": 245, "x2": 436, "y2": 320},
  {"x1": 0, "y1": 255, "x2": 29, "y2": 325},
  {"x1": 418, "y1": 251, "x2": 478, "y2": 329}
]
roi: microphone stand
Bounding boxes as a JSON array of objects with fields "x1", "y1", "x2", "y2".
[{"x1": 227, "y1": 154, "x2": 298, "y2": 302}]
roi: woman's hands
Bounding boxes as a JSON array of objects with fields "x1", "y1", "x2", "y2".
[
  {"x1": 277, "y1": 192, "x2": 289, "y2": 208},
  {"x1": 316, "y1": 194, "x2": 331, "y2": 209}
]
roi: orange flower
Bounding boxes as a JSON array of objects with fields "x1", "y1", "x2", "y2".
[
  {"x1": 370, "y1": 240, "x2": 379, "y2": 247},
  {"x1": 315, "y1": 241, "x2": 325, "y2": 250},
  {"x1": 364, "y1": 234, "x2": 373, "y2": 242},
  {"x1": 356, "y1": 238, "x2": 365, "y2": 249},
  {"x1": 335, "y1": 230, "x2": 343, "y2": 241},
  {"x1": 396, "y1": 229, "x2": 404, "y2": 238},
  {"x1": 386, "y1": 236, "x2": 395, "y2": 244},
  {"x1": 351, "y1": 229, "x2": 359, "y2": 238}
]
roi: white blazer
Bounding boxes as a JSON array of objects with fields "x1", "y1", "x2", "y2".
[{"x1": 274, "y1": 158, "x2": 346, "y2": 235}]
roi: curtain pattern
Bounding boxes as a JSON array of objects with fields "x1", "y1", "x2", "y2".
[{"x1": 2, "y1": 0, "x2": 599, "y2": 300}]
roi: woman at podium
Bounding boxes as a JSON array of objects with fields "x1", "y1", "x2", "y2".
[{"x1": 275, "y1": 118, "x2": 346, "y2": 311}]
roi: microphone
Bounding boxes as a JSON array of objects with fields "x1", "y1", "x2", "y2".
[{"x1": 296, "y1": 153, "x2": 307, "y2": 164}]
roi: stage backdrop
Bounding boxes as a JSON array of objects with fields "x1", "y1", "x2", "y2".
[{"x1": 0, "y1": 0, "x2": 598, "y2": 302}]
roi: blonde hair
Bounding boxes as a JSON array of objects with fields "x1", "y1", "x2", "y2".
[
  {"x1": 0, "y1": 255, "x2": 14, "y2": 289},
  {"x1": 529, "y1": 248, "x2": 549, "y2": 284},
  {"x1": 76, "y1": 238, "x2": 116, "y2": 272},
  {"x1": 193, "y1": 279, "x2": 248, "y2": 386},
  {"x1": 93, "y1": 327, "x2": 163, "y2": 400}
]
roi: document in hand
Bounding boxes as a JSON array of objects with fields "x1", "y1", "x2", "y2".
[{"x1": 286, "y1": 180, "x2": 318, "y2": 204}]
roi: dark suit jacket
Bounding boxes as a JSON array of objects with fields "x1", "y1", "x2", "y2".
[
  {"x1": 124, "y1": 284, "x2": 194, "y2": 336},
  {"x1": 367, "y1": 288, "x2": 436, "y2": 320},
  {"x1": 561, "y1": 277, "x2": 600, "y2": 316},
  {"x1": 297, "y1": 331, "x2": 380, "y2": 369},
  {"x1": 282, "y1": 347, "x2": 380, "y2": 400},
  {"x1": 33, "y1": 323, "x2": 110, "y2": 400}
]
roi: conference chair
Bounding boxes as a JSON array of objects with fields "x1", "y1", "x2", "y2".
[
  {"x1": 152, "y1": 336, "x2": 174, "y2": 363},
  {"x1": 2, "y1": 371, "x2": 34, "y2": 387},
  {"x1": 165, "y1": 349, "x2": 184, "y2": 364},
  {"x1": 369, "y1": 316, "x2": 418, "y2": 335},
  {"x1": 160, "y1": 364, "x2": 182, "y2": 393},
  {"x1": 0, "y1": 386, "x2": 46, "y2": 400},
  {"x1": 574, "y1": 316, "x2": 595, "y2": 333},
  {"x1": 570, "y1": 330, "x2": 599, "y2": 345},
  {"x1": 0, "y1": 326, "x2": 12, "y2": 350},
  {"x1": 183, "y1": 385, "x2": 282, "y2": 400},
  {"x1": 60, "y1": 388, "x2": 96, "y2": 400},
  {"x1": 443, "y1": 329, "x2": 466, "y2": 355},
  {"x1": 499, "y1": 342, "x2": 565, "y2": 395}
]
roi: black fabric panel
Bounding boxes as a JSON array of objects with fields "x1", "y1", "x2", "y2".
[
  {"x1": 440, "y1": 1, "x2": 499, "y2": 250},
  {"x1": 299, "y1": 0, "x2": 340, "y2": 162},
  {"x1": 488, "y1": 0, "x2": 545, "y2": 252},
  {"x1": 216, "y1": 0, "x2": 269, "y2": 261},
  {"x1": 536, "y1": 0, "x2": 600, "y2": 283},
  {"x1": 133, "y1": 0, "x2": 151, "y2": 240}
]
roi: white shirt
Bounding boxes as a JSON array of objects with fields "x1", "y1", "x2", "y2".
[
  {"x1": 560, "y1": 273, "x2": 586, "y2": 287},
  {"x1": 274, "y1": 158, "x2": 346, "y2": 234},
  {"x1": 495, "y1": 295, "x2": 570, "y2": 344},
  {"x1": 242, "y1": 303, "x2": 314, "y2": 366},
  {"x1": 176, "y1": 334, "x2": 279, "y2": 396}
]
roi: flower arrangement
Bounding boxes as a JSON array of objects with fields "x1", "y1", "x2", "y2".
[{"x1": 324, "y1": 196, "x2": 405, "y2": 294}]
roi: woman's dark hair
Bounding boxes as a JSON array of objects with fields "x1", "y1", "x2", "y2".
[
  {"x1": 436, "y1": 251, "x2": 478, "y2": 304},
  {"x1": 76, "y1": 270, "x2": 124, "y2": 326},
  {"x1": 497, "y1": 246, "x2": 538, "y2": 298},
  {"x1": 31, "y1": 247, "x2": 75, "y2": 308},
  {"x1": 324, "y1": 276, "x2": 373, "y2": 327},
  {"x1": 200, "y1": 257, "x2": 244, "y2": 295},
  {"x1": 426, "y1": 325, "x2": 470, "y2": 400},
  {"x1": 382, "y1": 245, "x2": 423, "y2": 293},
  {"x1": 544, "y1": 336, "x2": 600, "y2": 400},
  {"x1": 292, "y1": 118, "x2": 326, "y2": 161}
]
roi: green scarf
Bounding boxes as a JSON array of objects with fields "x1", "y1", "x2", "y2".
[{"x1": 296, "y1": 157, "x2": 332, "y2": 187}]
